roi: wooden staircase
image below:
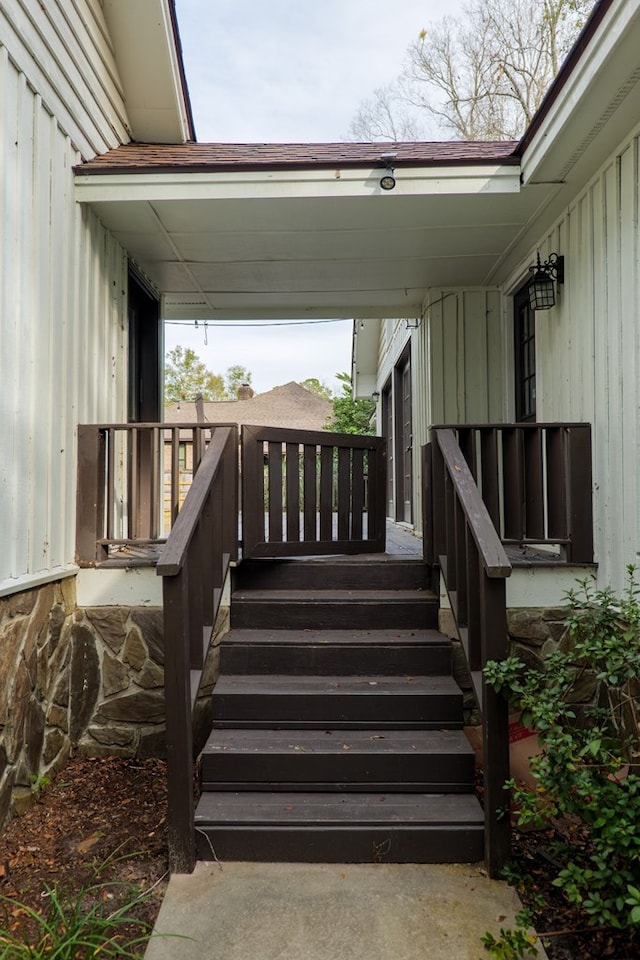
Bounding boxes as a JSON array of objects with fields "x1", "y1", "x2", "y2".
[{"x1": 195, "y1": 556, "x2": 483, "y2": 863}]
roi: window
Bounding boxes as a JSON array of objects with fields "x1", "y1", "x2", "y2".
[{"x1": 514, "y1": 284, "x2": 536, "y2": 422}]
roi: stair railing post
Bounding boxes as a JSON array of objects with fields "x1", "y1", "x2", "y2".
[
  {"x1": 480, "y1": 573, "x2": 510, "y2": 878},
  {"x1": 163, "y1": 569, "x2": 196, "y2": 874}
]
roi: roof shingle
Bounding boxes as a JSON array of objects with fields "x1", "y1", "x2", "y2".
[{"x1": 75, "y1": 140, "x2": 520, "y2": 175}]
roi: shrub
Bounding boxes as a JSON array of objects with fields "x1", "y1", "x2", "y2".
[{"x1": 484, "y1": 565, "x2": 640, "y2": 932}]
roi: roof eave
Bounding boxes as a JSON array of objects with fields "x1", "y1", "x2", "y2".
[{"x1": 102, "y1": 0, "x2": 195, "y2": 144}]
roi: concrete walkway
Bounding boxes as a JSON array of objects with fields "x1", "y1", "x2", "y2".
[{"x1": 144, "y1": 860, "x2": 542, "y2": 960}]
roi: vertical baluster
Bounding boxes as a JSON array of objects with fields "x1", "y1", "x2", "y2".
[
  {"x1": 454, "y1": 499, "x2": 468, "y2": 626},
  {"x1": 171, "y1": 428, "x2": 180, "y2": 527},
  {"x1": 480, "y1": 429, "x2": 501, "y2": 532},
  {"x1": 320, "y1": 445, "x2": 333, "y2": 542},
  {"x1": 524, "y1": 427, "x2": 544, "y2": 539},
  {"x1": 337, "y1": 446, "x2": 350, "y2": 541},
  {"x1": 422, "y1": 443, "x2": 433, "y2": 562},
  {"x1": 444, "y1": 471, "x2": 456, "y2": 589},
  {"x1": 303, "y1": 444, "x2": 317, "y2": 541},
  {"x1": 466, "y1": 532, "x2": 481, "y2": 670},
  {"x1": 367, "y1": 441, "x2": 386, "y2": 548},
  {"x1": 567, "y1": 425, "x2": 593, "y2": 562},
  {"x1": 430, "y1": 431, "x2": 446, "y2": 560},
  {"x1": 545, "y1": 426, "x2": 566, "y2": 540},
  {"x1": 223, "y1": 427, "x2": 239, "y2": 562},
  {"x1": 286, "y1": 442, "x2": 301, "y2": 542},
  {"x1": 268, "y1": 441, "x2": 283, "y2": 543},
  {"x1": 150, "y1": 427, "x2": 160, "y2": 539},
  {"x1": 128, "y1": 428, "x2": 138, "y2": 539},
  {"x1": 351, "y1": 447, "x2": 365, "y2": 540},
  {"x1": 106, "y1": 428, "x2": 115, "y2": 540},
  {"x1": 502, "y1": 428, "x2": 523, "y2": 540},
  {"x1": 458, "y1": 427, "x2": 477, "y2": 479}
]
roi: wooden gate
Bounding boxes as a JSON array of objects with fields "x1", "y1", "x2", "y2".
[{"x1": 241, "y1": 425, "x2": 386, "y2": 558}]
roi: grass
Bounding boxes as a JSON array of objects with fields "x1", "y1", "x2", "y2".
[{"x1": 0, "y1": 849, "x2": 158, "y2": 959}]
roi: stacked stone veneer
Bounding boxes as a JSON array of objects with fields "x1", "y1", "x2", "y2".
[
  {"x1": 0, "y1": 577, "x2": 227, "y2": 831},
  {"x1": 441, "y1": 605, "x2": 599, "y2": 724}
]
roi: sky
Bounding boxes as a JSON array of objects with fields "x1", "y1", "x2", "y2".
[{"x1": 165, "y1": 0, "x2": 456, "y2": 395}]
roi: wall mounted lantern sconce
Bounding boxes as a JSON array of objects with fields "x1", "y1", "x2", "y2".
[
  {"x1": 379, "y1": 152, "x2": 397, "y2": 191},
  {"x1": 371, "y1": 390, "x2": 381, "y2": 402},
  {"x1": 528, "y1": 252, "x2": 565, "y2": 310},
  {"x1": 405, "y1": 317, "x2": 421, "y2": 329}
]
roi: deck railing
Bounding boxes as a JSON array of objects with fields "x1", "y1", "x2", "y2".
[
  {"x1": 156, "y1": 425, "x2": 238, "y2": 873},
  {"x1": 76, "y1": 423, "x2": 227, "y2": 564},
  {"x1": 433, "y1": 422, "x2": 593, "y2": 562},
  {"x1": 424, "y1": 428, "x2": 512, "y2": 877},
  {"x1": 242, "y1": 425, "x2": 386, "y2": 558}
]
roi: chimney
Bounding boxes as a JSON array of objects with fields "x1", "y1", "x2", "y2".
[{"x1": 237, "y1": 384, "x2": 254, "y2": 400}]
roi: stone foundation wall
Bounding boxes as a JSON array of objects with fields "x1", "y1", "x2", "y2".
[
  {"x1": 0, "y1": 577, "x2": 228, "y2": 831},
  {"x1": 440, "y1": 605, "x2": 595, "y2": 723}
]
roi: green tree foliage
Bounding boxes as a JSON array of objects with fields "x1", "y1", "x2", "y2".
[
  {"x1": 326, "y1": 372, "x2": 376, "y2": 435},
  {"x1": 164, "y1": 346, "x2": 226, "y2": 403},
  {"x1": 225, "y1": 364, "x2": 253, "y2": 399},
  {"x1": 299, "y1": 377, "x2": 333, "y2": 399}
]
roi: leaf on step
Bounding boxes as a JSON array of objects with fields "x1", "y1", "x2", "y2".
[
  {"x1": 284, "y1": 805, "x2": 295, "y2": 812},
  {"x1": 369, "y1": 735, "x2": 385, "y2": 741},
  {"x1": 292, "y1": 745, "x2": 307, "y2": 752},
  {"x1": 342, "y1": 744, "x2": 351, "y2": 751},
  {"x1": 368, "y1": 681, "x2": 378, "y2": 686}
]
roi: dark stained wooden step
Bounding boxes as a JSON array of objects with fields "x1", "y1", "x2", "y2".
[
  {"x1": 210, "y1": 674, "x2": 463, "y2": 729},
  {"x1": 201, "y1": 728, "x2": 475, "y2": 792},
  {"x1": 219, "y1": 628, "x2": 451, "y2": 676},
  {"x1": 230, "y1": 589, "x2": 438, "y2": 630},
  {"x1": 194, "y1": 791, "x2": 484, "y2": 863},
  {"x1": 232, "y1": 557, "x2": 430, "y2": 592}
]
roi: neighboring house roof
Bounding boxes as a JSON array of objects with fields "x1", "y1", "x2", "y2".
[
  {"x1": 165, "y1": 382, "x2": 333, "y2": 433},
  {"x1": 75, "y1": 140, "x2": 520, "y2": 175}
]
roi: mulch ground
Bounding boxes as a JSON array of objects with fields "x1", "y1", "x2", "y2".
[
  {"x1": 0, "y1": 757, "x2": 638, "y2": 958},
  {"x1": 0, "y1": 757, "x2": 169, "y2": 955}
]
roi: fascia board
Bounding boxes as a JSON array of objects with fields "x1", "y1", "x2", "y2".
[
  {"x1": 102, "y1": 0, "x2": 191, "y2": 143},
  {"x1": 75, "y1": 164, "x2": 521, "y2": 203},
  {"x1": 522, "y1": 0, "x2": 640, "y2": 184}
]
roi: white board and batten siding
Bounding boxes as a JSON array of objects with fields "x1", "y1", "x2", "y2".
[
  {"x1": 424, "y1": 289, "x2": 505, "y2": 427},
  {"x1": 0, "y1": 0, "x2": 132, "y2": 596},
  {"x1": 528, "y1": 126, "x2": 640, "y2": 592},
  {"x1": 375, "y1": 297, "x2": 504, "y2": 533}
]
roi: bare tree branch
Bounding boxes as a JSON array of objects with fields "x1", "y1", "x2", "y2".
[{"x1": 346, "y1": 0, "x2": 594, "y2": 141}]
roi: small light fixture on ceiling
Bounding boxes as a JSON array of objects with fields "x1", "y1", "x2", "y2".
[
  {"x1": 379, "y1": 152, "x2": 397, "y2": 191},
  {"x1": 528, "y1": 252, "x2": 565, "y2": 310}
]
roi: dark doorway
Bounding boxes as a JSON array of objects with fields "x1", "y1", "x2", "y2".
[
  {"x1": 514, "y1": 284, "x2": 536, "y2": 422},
  {"x1": 394, "y1": 347, "x2": 413, "y2": 523},
  {"x1": 382, "y1": 380, "x2": 393, "y2": 518},
  {"x1": 128, "y1": 265, "x2": 161, "y2": 423},
  {"x1": 127, "y1": 266, "x2": 161, "y2": 537}
]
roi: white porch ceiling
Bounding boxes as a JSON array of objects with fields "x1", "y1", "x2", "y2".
[{"x1": 75, "y1": 165, "x2": 553, "y2": 320}]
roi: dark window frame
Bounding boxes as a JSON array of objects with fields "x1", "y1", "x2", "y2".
[{"x1": 514, "y1": 284, "x2": 536, "y2": 422}]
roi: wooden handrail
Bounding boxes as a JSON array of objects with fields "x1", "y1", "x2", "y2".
[
  {"x1": 434, "y1": 430, "x2": 511, "y2": 577},
  {"x1": 156, "y1": 425, "x2": 238, "y2": 873},
  {"x1": 426, "y1": 428, "x2": 512, "y2": 878}
]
